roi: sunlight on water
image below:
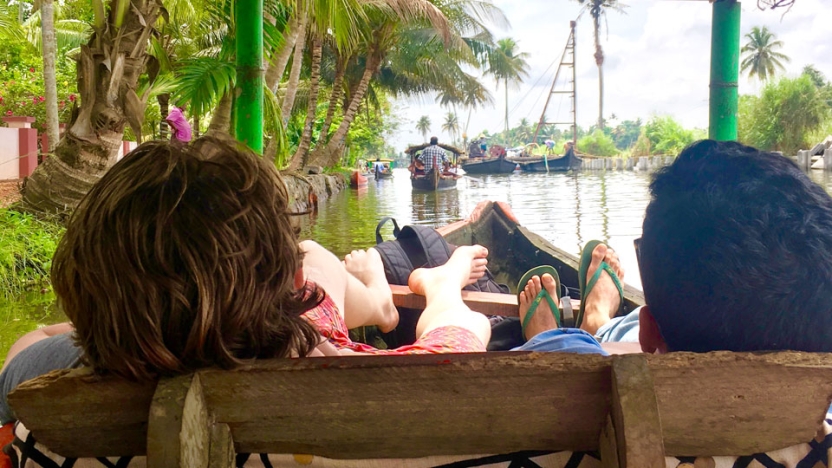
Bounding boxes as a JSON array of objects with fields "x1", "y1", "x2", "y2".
[{"x1": 297, "y1": 168, "x2": 649, "y2": 289}]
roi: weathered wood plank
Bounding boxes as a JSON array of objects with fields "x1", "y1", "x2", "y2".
[
  {"x1": 9, "y1": 352, "x2": 832, "y2": 460},
  {"x1": 7, "y1": 367, "x2": 155, "y2": 457},
  {"x1": 208, "y1": 424, "x2": 235, "y2": 468},
  {"x1": 649, "y1": 352, "x2": 832, "y2": 455},
  {"x1": 147, "y1": 374, "x2": 206, "y2": 468},
  {"x1": 199, "y1": 352, "x2": 612, "y2": 458},
  {"x1": 609, "y1": 355, "x2": 665, "y2": 467},
  {"x1": 390, "y1": 284, "x2": 579, "y2": 317}
]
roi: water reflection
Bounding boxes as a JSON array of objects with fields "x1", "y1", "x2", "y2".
[{"x1": 296, "y1": 168, "x2": 650, "y2": 289}]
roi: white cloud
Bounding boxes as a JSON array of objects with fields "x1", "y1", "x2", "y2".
[{"x1": 389, "y1": 0, "x2": 832, "y2": 153}]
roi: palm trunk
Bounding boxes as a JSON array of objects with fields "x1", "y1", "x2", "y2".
[
  {"x1": 308, "y1": 54, "x2": 380, "y2": 168},
  {"x1": 20, "y1": 0, "x2": 163, "y2": 214},
  {"x1": 317, "y1": 54, "x2": 346, "y2": 145},
  {"x1": 593, "y1": 15, "x2": 605, "y2": 130},
  {"x1": 41, "y1": 0, "x2": 59, "y2": 153},
  {"x1": 157, "y1": 93, "x2": 170, "y2": 139},
  {"x1": 504, "y1": 79, "x2": 509, "y2": 145},
  {"x1": 265, "y1": 16, "x2": 301, "y2": 92},
  {"x1": 289, "y1": 36, "x2": 322, "y2": 170},
  {"x1": 280, "y1": 13, "x2": 308, "y2": 124},
  {"x1": 207, "y1": 93, "x2": 233, "y2": 136},
  {"x1": 193, "y1": 114, "x2": 200, "y2": 138}
]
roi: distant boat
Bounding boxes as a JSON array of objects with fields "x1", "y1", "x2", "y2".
[
  {"x1": 350, "y1": 171, "x2": 369, "y2": 189},
  {"x1": 405, "y1": 143, "x2": 463, "y2": 191},
  {"x1": 373, "y1": 159, "x2": 395, "y2": 179},
  {"x1": 460, "y1": 144, "x2": 517, "y2": 175},
  {"x1": 513, "y1": 146, "x2": 583, "y2": 172}
]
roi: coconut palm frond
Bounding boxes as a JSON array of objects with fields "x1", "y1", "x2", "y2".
[{"x1": 172, "y1": 56, "x2": 236, "y2": 117}]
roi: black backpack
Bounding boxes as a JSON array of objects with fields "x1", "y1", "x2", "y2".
[{"x1": 373, "y1": 218, "x2": 516, "y2": 349}]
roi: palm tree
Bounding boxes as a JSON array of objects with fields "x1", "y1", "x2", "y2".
[
  {"x1": 442, "y1": 112, "x2": 459, "y2": 145},
  {"x1": 40, "y1": 0, "x2": 58, "y2": 153},
  {"x1": 21, "y1": 0, "x2": 164, "y2": 214},
  {"x1": 741, "y1": 26, "x2": 789, "y2": 82},
  {"x1": 460, "y1": 75, "x2": 493, "y2": 143},
  {"x1": 416, "y1": 116, "x2": 431, "y2": 142},
  {"x1": 575, "y1": 0, "x2": 626, "y2": 130},
  {"x1": 486, "y1": 37, "x2": 529, "y2": 143}
]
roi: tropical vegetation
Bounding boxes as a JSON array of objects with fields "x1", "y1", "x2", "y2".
[{"x1": 740, "y1": 26, "x2": 789, "y2": 82}]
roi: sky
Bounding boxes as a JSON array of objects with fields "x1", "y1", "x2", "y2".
[{"x1": 389, "y1": 0, "x2": 832, "y2": 152}]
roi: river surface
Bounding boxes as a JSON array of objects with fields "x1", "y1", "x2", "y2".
[{"x1": 5, "y1": 167, "x2": 832, "y2": 363}]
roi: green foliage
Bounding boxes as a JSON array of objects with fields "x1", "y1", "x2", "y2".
[
  {"x1": 610, "y1": 119, "x2": 642, "y2": 150},
  {"x1": 641, "y1": 116, "x2": 697, "y2": 156},
  {"x1": 0, "y1": 210, "x2": 64, "y2": 298},
  {"x1": 577, "y1": 129, "x2": 618, "y2": 157},
  {"x1": 738, "y1": 75, "x2": 830, "y2": 154},
  {"x1": 0, "y1": 41, "x2": 77, "y2": 133}
]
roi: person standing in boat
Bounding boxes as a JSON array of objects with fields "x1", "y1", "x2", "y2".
[{"x1": 418, "y1": 136, "x2": 449, "y2": 174}]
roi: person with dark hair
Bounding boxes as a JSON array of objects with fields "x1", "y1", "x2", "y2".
[
  {"x1": 639, "y1": 139, "x2": 832, "y2": 354},
  {"x1": 516, "y1": 139, "x2": 832, "y2": 355},
  {"x1": 0, "y1": 137, "x2": 493, "y2": 424},
  {"x1": 418, "y1": 136, "x2": 449, "y2": 173}
]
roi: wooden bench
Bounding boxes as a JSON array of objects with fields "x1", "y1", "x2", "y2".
[{"x1": 9, "y1": 351, "x2": 832, "y2": 468}]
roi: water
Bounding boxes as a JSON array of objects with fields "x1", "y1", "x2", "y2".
[
  {"x1": 297, "y1": 168, "x2": 650, "y2": 290},
  {"x1": 6, "y1": 166, "x2": 832, "y2": 364}
]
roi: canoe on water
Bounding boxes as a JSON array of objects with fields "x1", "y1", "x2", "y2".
[{"x1": 384, "y1": 200, "x2": 645, "y2": 350}]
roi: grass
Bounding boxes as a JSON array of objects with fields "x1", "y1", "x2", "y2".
[{"x1": 0, "y1": 209, "x2": 65, "y2": 298}]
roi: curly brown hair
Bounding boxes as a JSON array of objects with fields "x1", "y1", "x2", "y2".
[{"x1": 52, "y1": 137, "x2": 322, "y2": 381}]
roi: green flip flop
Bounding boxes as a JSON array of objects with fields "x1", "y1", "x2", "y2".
[
  {"x1": 517, "y1": 265, "x2": 562, "y2": 336},
  {"x1": 576, "y1": 240, "x2": 624, "y2": 330}
]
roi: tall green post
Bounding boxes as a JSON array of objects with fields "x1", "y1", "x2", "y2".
[
  {"x1": 235, "y1": 0, "x2": 264, "y2": 153},
  {"x1": 709, "y1": 0, "x2": 741, "y2": 141}
]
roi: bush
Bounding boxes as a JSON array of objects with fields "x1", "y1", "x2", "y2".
[
  {"x1": 577, "y1": 129, "x2": 618, "y2": 157},
  {"x1": 0, "y1": 41, "x2": 78, "y2": 133},
  {"x1": 0, "y1": 210, "x2": 64, "y2": 298},
  {"x1": 738, "y1": 75, "x2": 830, "y2": 154},
  {"x1": 641, "y1": 116, "x2": 696, "y2": 156}
]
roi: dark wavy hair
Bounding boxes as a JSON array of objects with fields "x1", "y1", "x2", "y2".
[
  {"x1": 641, "y1": 139, "x2": 832, "y2": 352},
  {"x1": 52, "y1": 137, "x2": 322, "y2": 381}
]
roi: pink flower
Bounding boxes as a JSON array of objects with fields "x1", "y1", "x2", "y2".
[
  {"x1": 38, "y1": 96, "x2": 45, "y2": 102},
  {"x1": 32, "y1": 97, "x2": 38, "y2": 104},
  {"x1": 5, "y1": 111, "x2": 11, "y2": 116},
  {"x1": 0, "y1": 97, "x2": 4, "y2": 104},
  {"x1": 59, "y1": 100, "x2": 65, "y2": 107},
  {"x1": 28, "y1": 67, "x2": 35, "y2": 73},
  {"x1": 68, "y1": 94, "x2": 76, "y2": 102}
]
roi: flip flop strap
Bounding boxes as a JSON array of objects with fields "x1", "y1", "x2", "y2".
[
  {"x1": 522, "y1": 289, "x2": 562, "y2": 333},
  {"x1": 585, "y1": 261, "x2": 625, "y2": 304}
]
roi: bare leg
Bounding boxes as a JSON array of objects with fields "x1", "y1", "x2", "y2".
[
  {"x1": 1, "y1": 322, "x2": 75, "y2": 373},
  {"x1": 300, "y1": 241, "x2": 398, "y2": 332},
  {"x1": 517, "y1": 274, "x2": 560, "y2": 340},
  {"x1": 581, "y1": 244, "x2": 625, "y2": 335},
  {"x1": 408, "y1": 245, "x2": 491, "y2": 347}
]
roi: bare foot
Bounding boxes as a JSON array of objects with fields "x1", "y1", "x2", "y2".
[
  {"x1": 518, "y1": 273, "x2": 560, "y2": 340},
  {"x1": 581, "y1": 244, "x2": 624, "y2": 335},
  {"x1": 344, "y1": 248, "x2": 399, "y2": 333},
  {"x1": 408, "y1": 245, "x2": 489, "y2": 296}
]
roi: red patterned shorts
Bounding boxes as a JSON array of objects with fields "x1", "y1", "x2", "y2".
[{"x1": 301, "y1": 284, "x2": 485, "y2": 355}]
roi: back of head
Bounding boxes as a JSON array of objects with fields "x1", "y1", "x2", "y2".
[
  {"x1": 52, "y1": 137, "x2": 321, "y2": 381},
  {"x1": 430, "y1": 136, "x2": 439, "y2": 145},
  {"x1": 641, "y1": 139, "x2": 832, "y2": 352}
]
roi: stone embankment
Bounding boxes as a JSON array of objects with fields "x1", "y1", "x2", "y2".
[{"x1": 282, "y1": 172, "x2": 346, "y2": 214}]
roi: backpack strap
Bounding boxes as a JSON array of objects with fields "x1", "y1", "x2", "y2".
[
  {"x1": 373, "y1": 240, "x2": 415, "y2": 286},
  {"x1": 375, "y1": 217, "x2": 401, "y2": 244},
  {"x1": 397, "y1": 225, "x2": 453, "y2": 268}
]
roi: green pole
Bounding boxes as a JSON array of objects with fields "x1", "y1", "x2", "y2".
[
  {"x1": 709, "y1": 0, "x2": 741, "y2": 141},
  {"x1": 235, "y1": 0, "x2": 264, "y2": 153}
]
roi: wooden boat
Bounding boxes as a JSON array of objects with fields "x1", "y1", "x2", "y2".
[
  {"x1": 373, "y1": 159, "x2": 394, "y2": 179},
  {"x1": 514, "y1": 146, "x2": 583, "y2": 172},
  {"x1": 406, "y1": 143, "x2": 462, "y2": 191},
  {"x1": 460, "y1": 146, "x2": 518, "y2": 174},
  {"x1": 384, "y1": 200, "x2": 645, "y2": 348},
  {"x1": 349, "y1": 170, "x2": 368, "y2": 189},
  {"x1": 438, "y1": 200, "x2": 643, "y2": 309}
]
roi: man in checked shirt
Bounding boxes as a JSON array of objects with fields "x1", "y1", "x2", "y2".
[{"x1": 418, "y1": 136, "x2": 449, "y2": 173}]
